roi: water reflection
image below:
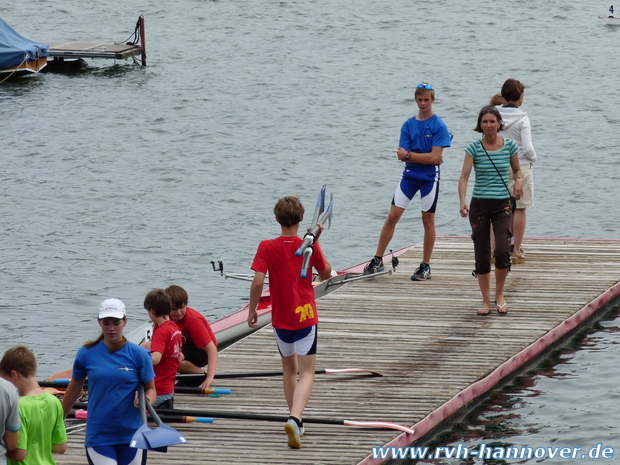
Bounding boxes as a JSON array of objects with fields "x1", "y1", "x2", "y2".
[{"x1": 413, "y1": 307, "x2": 620, "y2": 464}]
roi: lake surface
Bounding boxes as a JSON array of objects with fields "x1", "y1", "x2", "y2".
[{"x1": 1, "y1": 0, "x2": 619, "y2": 459}]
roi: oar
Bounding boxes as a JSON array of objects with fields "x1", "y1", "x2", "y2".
[
  {"x1": 130, "y1": 386, "x2": 187, "y2": 452},
  {"x1": 72, "y1": 402, "x2": 413, "y2": 434},
  {"x1": 40, "y1": 379, "x2": 232, "y2": 395},
  {"x1": 156, "y1": 408, "x2": 414, "y2": 435},
  {"x1": 73, "y1": 401, "x2": 412, "y2": 434},
  {"x1": 68, "y1": 410, "x2": 214, "y2": 424},
  {"x1": 295, "y1": 185, "x2": 331, "y2": 254},
  {"x1": 174, "y1": 387, "x2": 232, "y2": 395},
  {"x1": 176, "y1": 367, "x2": 383, "y2": 382},
  {"x1": 299, "y1": 193, "x2": 333, "y2": 278}
]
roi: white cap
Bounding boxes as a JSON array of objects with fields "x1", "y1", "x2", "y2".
[{"x1": 98, "y1": 298, "x2": 126, "y2": 319}]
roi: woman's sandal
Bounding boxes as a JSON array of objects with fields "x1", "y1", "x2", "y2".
[
  {"x1": 477, "y1": 306, "x2": 493, "y2": 315},
  {"x1": 496, "y1": 302, "x2": 508, "y2": 314}
]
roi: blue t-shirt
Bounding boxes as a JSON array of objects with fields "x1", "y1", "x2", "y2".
[
  {"x1": 399, "y1": 114, "x2": 451, "y2": 179},
  {"x1": 72, "y1": 340, "x2": 154, "y2": 447}
]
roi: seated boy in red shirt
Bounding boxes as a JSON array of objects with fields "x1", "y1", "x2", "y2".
[
  {"x1": 165, "y1": 285, "x2": 218, "y2": 389},
  {"x1": 143, "y1": 289, "x2": 182, "y2": 409}
]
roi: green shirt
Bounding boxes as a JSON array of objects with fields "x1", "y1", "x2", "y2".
[
  {"x1": 466, "y1": 138, "x2": 518, "y2": 199},
  {"x1": 8, "y1": 393, "x2": 67, "y2": 465}
]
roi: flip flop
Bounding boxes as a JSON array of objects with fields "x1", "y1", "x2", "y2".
[
  {"x1": 496, "y1": 302, "x2": 508, "y2": 314},
  {"x1": 477, "y1": 307, "x2": 493, "y2": 315}
]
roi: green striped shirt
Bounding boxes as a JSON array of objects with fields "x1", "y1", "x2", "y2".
[{"x1": 466, "y1": 138, "x2": 518, "y2": 199}]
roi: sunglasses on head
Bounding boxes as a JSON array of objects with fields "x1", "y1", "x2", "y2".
[{"x1": 417, "y1": 83, "x2": 433, "y2": 90}]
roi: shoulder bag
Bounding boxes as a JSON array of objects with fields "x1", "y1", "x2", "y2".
[{"x1": 478, "y1": 140, "x2": 516, "y2": 213}]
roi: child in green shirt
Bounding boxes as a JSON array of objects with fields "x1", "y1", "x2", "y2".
[{"x1": 0, "y1": 346, "x2": 67, "y2": 465}]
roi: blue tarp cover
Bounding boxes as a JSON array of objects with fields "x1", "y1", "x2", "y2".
[{"x1": 0, "y1": 18, "x2": 48, "y2": 69}]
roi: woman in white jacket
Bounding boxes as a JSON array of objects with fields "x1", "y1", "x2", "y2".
[{"x1": 496, "y1": 79, "x2": 537, "y2": 263}]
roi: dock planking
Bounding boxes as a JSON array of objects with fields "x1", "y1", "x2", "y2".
[
  {"x1": 46, "y1": 42, "x2": 142, "y2": 60},
  {"x1": 56, "y1": 237, "x2": 620, "y2": 464}
]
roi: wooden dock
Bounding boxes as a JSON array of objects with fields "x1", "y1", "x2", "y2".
[
  {"x1": 47, "y1": 42, "x2": 142, "y2": 60},
  {"x1": 56, "y1": 237, "x2": 620, "y2": 465}
]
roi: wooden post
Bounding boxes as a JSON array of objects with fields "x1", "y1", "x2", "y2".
[{"x1": 139, "y1": 15, "x2": 146, "y2": 66}]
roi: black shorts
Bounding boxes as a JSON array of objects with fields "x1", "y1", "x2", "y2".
[{"x1": 182, "y1": 343, "x2": 208, "y2": 368}]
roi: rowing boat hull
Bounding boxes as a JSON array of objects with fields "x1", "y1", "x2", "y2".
[
  {"x1": 598, "y1": 15, "x2": 620, "y2": 25},
  {"x1": 47, "y1": 244, "x2": 414, "y2": 381}
]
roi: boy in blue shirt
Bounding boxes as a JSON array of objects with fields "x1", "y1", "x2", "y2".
[
  {"x1": 364, "y1": 82, "x2": 451, "y2": 280},
  {"x1": 0, "y1": 376, "x2": 20, "y2": 463}
]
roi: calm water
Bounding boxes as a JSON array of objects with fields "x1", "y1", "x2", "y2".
[{"x1": 1, "y1": 0, "x2": 619, "y2": 459}]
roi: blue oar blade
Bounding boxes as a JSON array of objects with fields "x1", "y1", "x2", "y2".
[
  {"x1": 130, "y1": 424, "x2": 152, "y2": 449},
  {"x1": 324, "y1": 194, "x2": 333, "y2": 229},
  {"x1": 310, "y1": 185, "x2": 326, "y2": 227},
  {"x1": 143, "y1": 424, "x2": 187, "y2": 449}
]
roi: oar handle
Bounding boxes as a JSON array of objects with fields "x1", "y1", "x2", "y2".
[
  {"x1": 51, "y1": 379, "x2": 71, "y2": 384},
  {"x1": 300, "y1": 246, "x2": 313, "y2": 278},
  {"x1": 295, "y1": 233, "x2": 315, "y2": 257},
  {"x1": 138, "y1": 385, "x2": 147, "y2": 425},
  {"x1": 144, "y1": 395, "x2": 162, "y2": 427}
]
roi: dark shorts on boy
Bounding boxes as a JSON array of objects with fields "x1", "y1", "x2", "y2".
[{"x1": 182, "y1": 343, "x2": 208, "y2": 368}]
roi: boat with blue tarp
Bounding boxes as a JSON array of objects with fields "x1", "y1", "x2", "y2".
[{"x1": 0, "y1": 18, "x2": 48, "y2": 78}]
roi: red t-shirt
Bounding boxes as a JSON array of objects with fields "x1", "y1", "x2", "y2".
[
  {"x1": 174, "y1": 307, "x2": 217, "y2": 349},
  {"x1": 150, "y1": 320, "x2": 182, "y2": 395},
  {"x1": 251, "y1": 236, "x2": 327, "y2": 330}
]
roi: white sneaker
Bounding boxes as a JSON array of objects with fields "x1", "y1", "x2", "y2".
[{"x1": 284, "y1": 419, "x2": 301, "y2": 449}]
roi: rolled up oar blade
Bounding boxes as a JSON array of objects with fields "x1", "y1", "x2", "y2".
[{"x1": 343, "y1": 420, "x2": 414, "y2": 435}]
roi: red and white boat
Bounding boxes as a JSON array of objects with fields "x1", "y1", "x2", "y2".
[{"x1": 46, "y1": 246, "x2": 412, "y2": 382}]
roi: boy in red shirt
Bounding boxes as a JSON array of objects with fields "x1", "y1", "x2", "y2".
[
  {"x1": 247, "y1": 196, "x2": 332, "y2": 449},
  {"x1": 165, "y1": 285, "x2": 218, "y2": 389},
  {"x1": 143, "y1": 289, "x2": 182, "y2": 409}
]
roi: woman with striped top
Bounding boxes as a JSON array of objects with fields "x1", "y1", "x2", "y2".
[{"x1": 458, "y1": 106, "x2": 523, "y2": 316}]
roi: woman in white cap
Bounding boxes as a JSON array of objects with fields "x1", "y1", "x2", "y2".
[{"x1": 61, "y1": 298, "x2": 156, "y2": 465}]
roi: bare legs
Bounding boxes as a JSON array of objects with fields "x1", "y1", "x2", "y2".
[
  {"x1": 281, "y1": 353, "x2": 316, "y2": 420},
  {"x1": 178, "y1": 359, "x2": 203, "y2": 374},
  {"x1": 374, "y1": 205, "x2": 405, "y2": 257},
  {"x1": 476, "y1": 267, "x2": 509, "y2": 309},
  {"x1": 421, "y1": 211, "x2": 436, "y2": 264},
  {"x1": 512, "y1": 208, "x2": 526, "y2": 255},
  {"x1": 374, "y1": 205, "x2": 435, "y2": 264}
]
